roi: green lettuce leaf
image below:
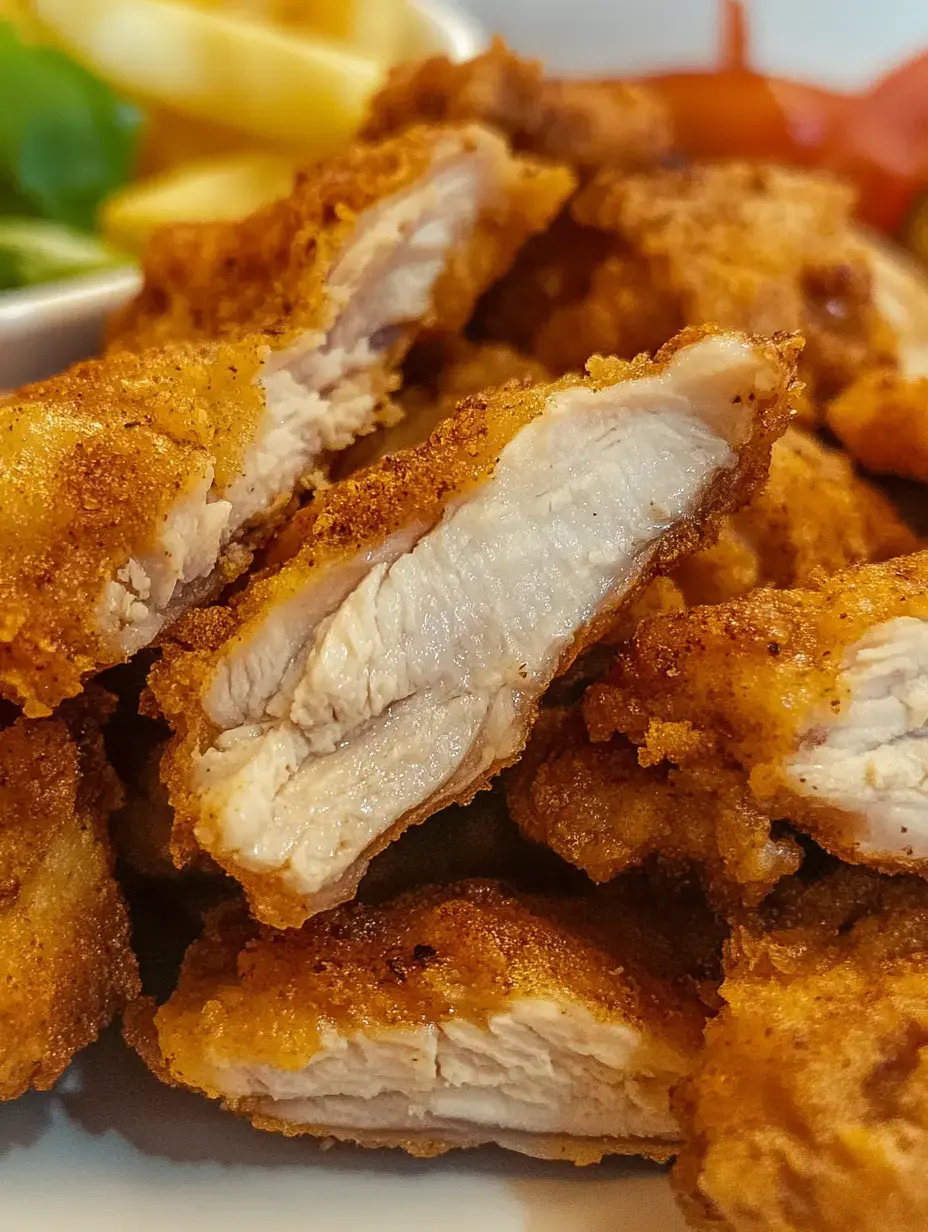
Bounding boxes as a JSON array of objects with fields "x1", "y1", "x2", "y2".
[
  {"x1": 0, "y1": 216, "x2": 130, "y2": 291},
  {"x1": 0, "y1": 19, "x2": 144, "y2": 232}
]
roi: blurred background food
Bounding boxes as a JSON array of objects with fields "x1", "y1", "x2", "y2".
[{"x1": 0, "y1": 0, "x2": 452, "y2": 289}]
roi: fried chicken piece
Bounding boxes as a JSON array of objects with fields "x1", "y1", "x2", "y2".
[
  {"x1": 585, "y1": 551, "x2": 928, "y2": 875},
  {"x1": 149, "y1": 327, "x2": 797, "y2": 927},
  {"x1": 673, "y1": 427, "x2": 919, "y2": 606},
  {"x1": 128, "y1": 876, "x2": 719, "y2": 1162},
  {"x1": 362, "y1": 39, "x2": 673, "y2": 174},
  {"x1": 859, "y1": 233, "x2": 928, "y2": 378},
  {"x1": 507, "y1": 709, "x2": 801, "y2": 911},
  {"x1": 0, "y1": 715, "x2": 138, "y2": 1099},
  {"x1": 827, "y1": 370, "x2": 928, "y2": 482},
  {"x1": 2, "y1": 128, "x2": 571, "y2": 715},
  {"x1": 675, "y1": 866, "x2": 928, "y2": 1232},
  {"x1": 535, "y1": 163, "x2": 895, "y2": 398},
  {"x1": 335, "y1": 338, "x2": 550, "y2": 475}
]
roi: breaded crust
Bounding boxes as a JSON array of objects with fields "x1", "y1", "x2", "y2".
[
  {"x1": 0, "y1": 714, "x2": 139, "y2": 1099},
  {"x1": 506, "y1": 709, "x2": 801, "y2": 911},
  {"x1": 585, "y1": 550, "x2": 928, "y2": 871},
  {"x1": 674, "y1": 866, "x2": 928, "y2": 1232},
  {"x1": 150, "y1": 326, "x2": 800, "y2": 925},
  {"x1": 128, "y1": 877, "x2": 720, "y2": 1161},
  {"x1": 827, "y1": 369, "x2": 928, "y2": 482},
  {"x1": 110, "y1": 124, "x2": 575, "y2": 352},
  {"x1": 362, "y1": 39, "x2": 673, "y2": 173}
]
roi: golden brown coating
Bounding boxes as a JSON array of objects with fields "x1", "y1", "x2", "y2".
[
  {"x1": 673, "y1": 427, "x2": 919, "y2": 606},
  {"x1": 507, "y1": 709, "x2": 801, "y2": 911},
  {"x1": 675, "y1": 866, "x2": 928, "y2": 1232},
  {"x1": 110, "y1": 124, "x2": 575, "y2": 352},
  {"x1": 335, "y1": 338, "x2": 551, "y2": 476},
  {"x1": 536, "y1": 163, "x2": 896, "y2": 396},
  {"x1": 827, "y1": 369, "x2": 928, "y2": 482},
  {"x1": 362, "y1": 39, "x2": 673, "y2": 173},
  {"x1": 130, "y1": 876, "x2": 720, "y2": 1161},
  {"x1": 150, "y1": 327, "x2": 799, "y2": 927},
  {"x1": 584, "y1": 551, "x2": 928, "y2": 871},
  {"x1": 0, "y1": 715, "x2": 139, "y2": 1099},
  {"x1": 0, "y1": 339, "x2": 265, "y2": 714}
]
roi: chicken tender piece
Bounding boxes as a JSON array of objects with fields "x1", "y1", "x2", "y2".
[
  {"x1": 860, "y1": 233, "x2": 928, "y2": 378},
  {"x1": 0, "y1": 715, "x2": 139, "y2": 1099},
  {"x1": 128, "y1": 877, "x2": 719, "y2": 1163},
  {"x1": 585, "y1": 551, "x2": 928, "y2": 875},
  {"x1": 673, "y1": 427, "x2": 919, "y2": 606},
  {"x1": 508, "y1": 709, "x2": 801, "y2": 910},
  {"x1": 2, "y1": 128, "x2": 572, "y2": 715},
  {"x1": 675, "y1": 866, "x2": 928, "y2": 1232},
  {"x1": 827, "y1": 370, "x2": 928, "y2": 482},
  {"x1": 150, "y1": 327, "x2": 798, "y2": 927},
  {"x1": 536, "y1": 163, "x2": 896, "y2": 398},
  {"x1": 362, "y1": 39, "x2": 673, "y2": 174}
]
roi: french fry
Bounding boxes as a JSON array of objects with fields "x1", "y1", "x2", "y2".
[
  {"x1": 32, "y1": 0, "x2": 383, "y2": 147},
  {"x1": 100, "y1": 152, "x2": 297, "y2": 253}
]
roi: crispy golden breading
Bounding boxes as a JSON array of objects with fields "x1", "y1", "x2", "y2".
[
  {"x1": 507, "y1": 709, "x2": 801, "y2": 910},
  {"x1": 335, "y1": 338, "x2": 551, "y2": 476},
  {"x1": 675, "y1": 866, "x2": 928, "y2": 1232},
  {"x1": 827, "y1": 369, "x2": 928, "y2": 482},
  {"x1": 110, "y1": 124, "x2": 574, "y2": 352},
  {"x1": 584, "y1": 551, "x2": 928, "y2": 873},
  {"x1": 0, "y1": 716, "x2": 139, "y2": 1099},
  {"x1": 2, "y1": 128, "x2": 572, "y2": 716},
  {"x1": 362, "y1": 39, "x2": 673, "y2": 173},
  {"x1": 129, "y1": 876, "x2": 720, "y2": 1162},
  {"x1": 533, "y1": 163, "x2": 896, "y2": 395},
  {"x1": 673, "y1": 427, "x2": 919, "y2": 606},
  {"x1": 149, "y1": 327, "x2": 799, "y2": 928}
]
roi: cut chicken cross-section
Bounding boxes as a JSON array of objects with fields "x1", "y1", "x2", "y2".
[
  {"x1": 128, "y1": 877, "x2": 719, "y2": 1163},
  {"x1": 1, "y1": 126, "x2": 572, "y2": 714},
  {"x1": 585, "y1": 550, "x2": 928, "y2": 876},
  {"x1": 151, "y1": 326, "x2": 799, "y2": 927}
]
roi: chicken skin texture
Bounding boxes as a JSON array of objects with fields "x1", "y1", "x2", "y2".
[
  {"x1": 585, "y1": 551, "x2": 928, "y2": 875},
  {"x1": 150, "y1": 327, "x2": 798, "y2": 928},
  {"x1": 129, "y1": 876, "x2": 720, "y2": 1163},
  {"x1": 675, "y1": 866, "x2": 928, "y2": 1232},
  {"x1": 0, "y1": 714, "x2": 138, "y2": 1099},
  {"x1": 1, "y1": 127, "x2": 571, "y2": 715}
]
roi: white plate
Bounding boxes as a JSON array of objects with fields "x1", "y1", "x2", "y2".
[{"x1": 4, "y1": 3, "x2": 928, "y2": 1230}]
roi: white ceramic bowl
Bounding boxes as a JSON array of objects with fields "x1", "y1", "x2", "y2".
[{"x1": 0, "y1": 0, "x2": 487, "y2": 390}]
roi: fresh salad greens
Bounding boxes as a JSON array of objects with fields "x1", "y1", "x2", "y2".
[{"x1": 0, "y1": 18, "x2": 142, "y2": 290}]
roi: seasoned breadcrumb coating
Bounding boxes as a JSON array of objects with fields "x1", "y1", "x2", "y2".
[
  {"x1": 675, "y1": 866, "x2": 928, "y2": 1232},
  {"x1": 362, "y1": 39, "x2": 673, "y2": 173},
  {"x1": 827, "y1": 370, "x2": 928, "y2": 482},
  {"x1": 149, "y1": 327, "x2": 798, "y2": 927},
  {"x1": 1, "y1": 127, "x2": 572, "y2": 715},
  {"x1": 0, "y1": 714, "x2": 139, "y2": 1099},
  {"x1": 507, "y1": 709, "x2": 801, "y2": 911},
  {"x1": 129, "y1": 876, "x2": 720, "y2": 1162},
  {"x1": 585, "y1": 551, "x2": 928, "y2": 874},
  {"x1": 673, "y1": 427, "x2": 919, "y2": 606},
  {"x1": 532, "y1": 163, "x2": 896, "y2": 397}
]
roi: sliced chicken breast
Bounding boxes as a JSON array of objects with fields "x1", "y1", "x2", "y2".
[
  {"x1": 151, "y1": 326, "x2": 799, "y2": 927},
  {"x1": 585, "y1": 551, "x2": 928, "y2": 875},
  {"x1": 128, "y1": 878, "x2": 718, "y2": 1163},
  {"x1": 1, "y1": 127, "x2": 572, "y2": 714},
  {"x1": 0, "y1": 712, "x2": 138, "y2": 1099}
]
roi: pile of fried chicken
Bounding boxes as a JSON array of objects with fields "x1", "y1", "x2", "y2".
[{"x1": 3, "y1": 41, "x2": 928, "y2": 1232}]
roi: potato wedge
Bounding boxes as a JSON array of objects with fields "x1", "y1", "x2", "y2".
[
  {"x1": 33, "y1": 0, "x2": 383, "y2": 147},
  {"x1": 183, "y1": 0, "x2": 405, "y2": 62},
  {"x1": 101, "y1": 152, "x2": 297, "y2": 252}
]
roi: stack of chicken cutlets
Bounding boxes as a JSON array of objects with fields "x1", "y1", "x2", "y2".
[{"x1": 4, "y1": 42, "x2": 928, "y2": 1232}]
